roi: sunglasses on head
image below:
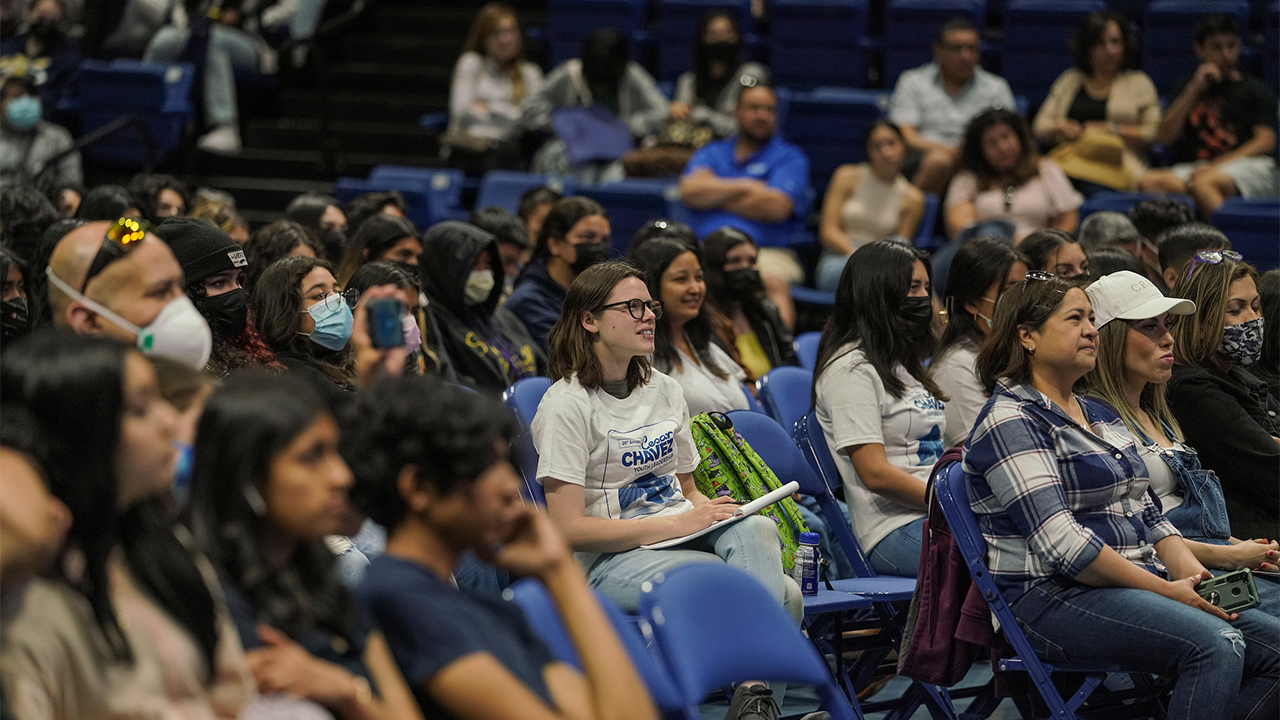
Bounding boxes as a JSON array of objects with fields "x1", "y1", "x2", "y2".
[
  {"x1": 1185, "y1": 249, "x2": 1243, "y2": 279},
  {"x1": 1021, "y1": 270, "x2": 1055, "y2": 292},
  {"x1": 81, "y1": 218, "x2": 151, "y2": 293}
]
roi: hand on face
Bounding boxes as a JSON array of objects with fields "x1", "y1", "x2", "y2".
[{"x1": 487, "y1": 506, "x2": 573, "y2": 578}]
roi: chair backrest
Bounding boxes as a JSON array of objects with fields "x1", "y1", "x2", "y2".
[
  {"x1": 575, "y1": 180, "x2": 685, "y2": 259},
  {"x1": 333, "y1": 176, "x2": 434, "y2": 230},
  {"x1": 793, "y1": 411, "x2": 877, "y2": 576},
  {"x1": 639, "y1": 564, "x2": 859, "y2": 720},
  {"x1": 1211, "y1": 198, "x2": 1280, "y2": 272},
  {"x1": 756, "y1": 366, "x2": 814, "y2": 431},
  {"x1": 1000, "y1": 0, "x2": 1105, "y2": 107},
  {"x1": 725, "y1": 411, "x2": 826, "y2": 497},
  {"x1": 770, "y1": 0, "x2": 869, "y2": 89},
  {"x1": 476, "y1": 171, "x2": 575, "y2": 216},
  {"x1": 793, "y1": 332, "x2": 821, "y2": 371},
  {"x1": 369, "y1": 165, "x2": 469, "y2": 225},
  {"x1": 783, "y1": 88, "x2": 888, "y2": 190},
  {"x1": 741, "y1": 384, "x2": 766, "y2": 414},
  {"x1": 503, "y1": 377, "x2": 553, "y2": 504}
]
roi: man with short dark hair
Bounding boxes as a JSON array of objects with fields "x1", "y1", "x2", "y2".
[
  {"x1": 1157, "y1": 223, "x2": 1231, "y2": 292},
  {"x1": 888, "y1": 17, "x2": 1015, "y2": 194},
  {"x1": 1138, "y1": 14, "x2": 1279, "y2": 217}
]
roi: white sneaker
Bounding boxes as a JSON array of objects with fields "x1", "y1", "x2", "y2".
[{"x1": 197, "y1": 125, "x2": 241, "y2": 154}]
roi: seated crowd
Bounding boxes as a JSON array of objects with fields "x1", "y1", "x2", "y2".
[{"x1": 1, "y1": 5, "x2": 1278, "y2": 720}]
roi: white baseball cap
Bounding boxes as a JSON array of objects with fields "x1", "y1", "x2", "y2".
[{"x1": 1085, "y1": 270, "x2": 1196, "y2": 329}]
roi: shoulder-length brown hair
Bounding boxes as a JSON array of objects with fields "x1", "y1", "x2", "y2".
[
  {"x1": 462, "y1": 3, "x2": 529, "y2": 103},
  {"x1": 249, "y1": 256, "x2": 356, "y2": 387},
  {"x1": 976, "y1": 274, "x2": 1077, "y2": 393},
  {"x1": 960, "y1": 108, "x2": 1041, "y2": 192},
  {"x1": 547, "y1": 261, "x2": 652, "y2": 392},
  {"x1": 1169, "y1": 257, "x2": 1258, "y2": 371}
]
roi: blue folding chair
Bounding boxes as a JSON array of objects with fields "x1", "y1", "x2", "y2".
[
  {"x1": 576, "y1": 180, "x2": 685, "y2": 259},
  {"x1": 741, "y1": 384, "x2": 767, "y2": 414},
  {"x1": 755, "y1": 366, "x2": 814, "y2": 431},
  {"x1": 933, "y1": 462, "x2": 1172, "y2": 719},
  {"x1": 508, "y1": 578, "x2": 688, "y2": 717},
  {"x1": 793, "y1": 332, "x2": 822, "y2": 371},
  {"x1": 770, "y1": 0, "x2": 869, "y2": 89},
  {"x1": 639, "y1": 564, "x2": 865, "y2": 720},
  {"x1": 502, "y1": 377, "x2": 553, "y2": 504},
  {"x1": 1212, "y1": 198, "x2": 1280, "y2": 271},
  {"x1": 476, "y1": 171, "x2": 575, "y2": 216},
  {"x1": 1001, "y1": 0, "x2": 1105, "y2": 109}
]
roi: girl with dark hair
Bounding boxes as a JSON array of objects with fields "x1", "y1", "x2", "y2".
[
  {"x1": 128, "y1": 172, "x2": 191, "y2": 221},
  {"x1": 76, "y1": 183, "x2": 142, "y2": 221},
  {"x1": 1020, "y1": 227, "x2": 1091, "y2": 280},
  {"x1": 700, "y1": 227, "x2": 796, "y2": 381},
  {"x1": 348, "y1": 260, "x2": 455, "y2": 380},
  {"x1": 632, "y1": 238, "x2": 748, "y2": 415},
  {"x1": 1167, "y1": 253, "x2": 1278, "y2": 540},
  {"x1": 932, "y1": 236, "x2": 1028, "y2": 447},
  {"x1": 335, "y1": 214, "x2": 422, "y2": 285},
  {"x1": 285, "y1": 193, "x2": 349, "y2": 264},
  {"x1": 242, "y1": 219, "x2": 324, "y2": 294},
  {"x1": 534, "y1": 261, "x2": 802, "y2": 627},
  {"x1": 1, "y1": 244, "x2": 31, "y2": 344},
  {"x1": 669, "y1": 10, "x2": 770, "y2": 140},
  {"x1": 505, "y1": 196, "x2": 611, "y2": 351},
  {"x1": 186, "y1": 372, "x2": 423, "y2": 720},
  {"x1": 816, "y1": 119, "x2": 926, "y2": 291},
  {"x1": 945, "y1": 108, "x2": 1083, "y2": 242},
  {"x1": 964, "y1": 274, "x2": 1279, "y2": 720},
  {"x1": 0, "y1": 332, "x2": 255, "y2": 718},
  {"x1": 811, "y1": 239, "x2": 944, "y2": 577}
]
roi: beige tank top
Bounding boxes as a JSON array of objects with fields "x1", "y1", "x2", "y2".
[{"x1": 840, "y1": 166, "x2": 910, "y2": 250}]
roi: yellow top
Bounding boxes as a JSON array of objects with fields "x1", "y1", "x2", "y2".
[{"x1": 734, "y1": 331, "x2": 772, "y2": 381}]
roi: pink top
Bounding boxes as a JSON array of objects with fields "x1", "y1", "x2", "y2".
[{"x1": 944, "y1": 158, "x2": 1083, "y2": 241}]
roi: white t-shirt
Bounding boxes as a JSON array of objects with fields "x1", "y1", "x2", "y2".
[
  {"x1": 814, "y1": 344, "x2": 945, "y2": 553},
  {"x1": 932, "y1": 340, "x2": 986, "y2": 448},
  {"x1": 665, "y1": 343, "x2": 749, "y2": 417},
  {"x1": 1136, "y1": 440, "x2": 1186, "y2": 513},
  {"x1": 532, "y1": 372, "x2": 699, "y2": 568}
]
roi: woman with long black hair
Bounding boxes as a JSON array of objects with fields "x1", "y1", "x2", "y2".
[{"x1": 700, "y1": 227, "x2": 796, "y2": 381}]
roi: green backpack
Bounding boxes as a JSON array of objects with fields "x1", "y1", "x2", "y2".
[{"x1": 689, "y1": 412, "x2": 810, "y2": 571}]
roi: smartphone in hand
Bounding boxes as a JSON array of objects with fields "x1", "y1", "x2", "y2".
[{"x1": 366, "y1": 297, "x2": 405, "y2": 349}]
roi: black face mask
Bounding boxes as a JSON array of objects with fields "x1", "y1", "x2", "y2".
[
  {"x1": 701, "y1": 40, "x2": 740, "y2": 70},
  {"x1": 1, "y1": 296, "x2": 29, "y2": 343},
  {"x1": 28, "y1": 18, "x2": 61, "y2": 49},
  {"x1": 901, "y1": 296, "x2": 934, "y2": 338},
  {"x1": 196, "y1": 288, "x2": 248, "y2": 340},
  {"x1": 724, "y1": 268, "x2": 763, "y2": 299},
  {"x1": 320, "y1": 229, "x2": 348, "y2": 264},
  {"x1": 569, "y1": 242, "x2": 610, "y2": 275}
]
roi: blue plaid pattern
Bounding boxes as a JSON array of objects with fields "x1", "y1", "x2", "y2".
[{"x1": 962, "y1": 381, "x2": 1181, "y2": 604}]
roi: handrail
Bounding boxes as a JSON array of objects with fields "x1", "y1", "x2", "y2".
[{"x1": 34, "y1": 113, "x2": 157, "y2": 181}]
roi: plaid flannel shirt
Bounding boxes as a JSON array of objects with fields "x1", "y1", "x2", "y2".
[{"x1": 962, "y1": 380, "x2": 1181, "y2": 604}]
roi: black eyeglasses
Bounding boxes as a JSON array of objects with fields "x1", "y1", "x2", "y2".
[
  {"x1": 597, "y1": 298, "x2": 663, "y2": 320},
  {"x1": 1185, "y1": 249, "x2": 1244, "y2": 279},
  {"x1": 81, "y1": 218, "x2": 151, "y2": 293}
]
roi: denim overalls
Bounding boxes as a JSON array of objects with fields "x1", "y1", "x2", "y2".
[{"x1": 1133, "y1": 420, "x2": 1232, "y2": 545}]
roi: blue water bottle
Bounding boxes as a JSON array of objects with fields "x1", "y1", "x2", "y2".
[{"x1": 793, "y1": 531, "x2": 821, "y2": 596}]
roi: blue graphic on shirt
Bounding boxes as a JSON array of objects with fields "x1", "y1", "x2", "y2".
[
  {"x1": 916, "y1": 424, "x2": 943, "y2": 466},
  {"x1": 617, "y1": 472, "x2": 679, "y2": 519}
]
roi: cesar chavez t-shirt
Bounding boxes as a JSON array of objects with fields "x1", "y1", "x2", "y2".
[{"x1": 532, "y1": 372, "x2": 699, "y2": 568}]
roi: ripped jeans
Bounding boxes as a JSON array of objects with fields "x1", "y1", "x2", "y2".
[{"x1": 1011, "y1": 582, "x2": 1280, "y2": 720}]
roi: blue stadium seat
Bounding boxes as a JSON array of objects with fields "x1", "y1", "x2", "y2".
[
  {"x1": 547, "y1": 0, "x2": 647, "y2": 67},
  {"x1": 369, "y1": 165, "x2": 469, "y2": 226},
  {"x1": 475, "y1": 171, "x2": 575, "y2": 216},
  {"x1": 656, "y1": 0, "x2": 755, "y2": 81},
  {"x1": 781, "y1": 88, "x2": 889, "y2": 191},
  {"x1": 575, "y1": 179, "x2": 687, "y2": 258},
  {"x1": 1001, "y1": 0, "x2": 1106, "y2": 109},
  {"x1": 756, "y1": 365, "x2": 815, "y2": 431},
  {"x1": 1266, "y1": 1, "x2": 1279, "y2": 88},
  {"x1": 793, "y1": 331, "x2": 821, "y2": 370},
  {"x1": 883, "y1": 0, "x2": 986, "y2": 88},
  {"x1": 502, "y1": 377, "x2": 553, "y2": 504},
  {"x1": 333, "y1": 176, "x2": 433, "y2": 230},
  {"x1": 1211, "y1": 198, "x2": 1280, "y2": 271},
  {"x1": 1143, "y1": 0, "x2": 1251, "y2": 95},
  {"x1": 770, "y1": 0, "x2": 870, "y2": 89},
  {"x1": 76, "y1": 60, "x2": 195, "y2": 167}
]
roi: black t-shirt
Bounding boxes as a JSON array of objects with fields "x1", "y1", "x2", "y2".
[
  {"x1": 1171, "y1": 73, "x2": 1278, "y2": 163},
  {"x1": 357, "y1": 555, "x2": 557, "y2": 719},
  {"x1": 1067, "y1": 87, "x2": 1108, "y2": 124}
]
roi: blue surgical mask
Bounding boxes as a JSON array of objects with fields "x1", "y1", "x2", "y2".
[
  {"x1": 299, "y1": 297, "x2": 354, "y2": 351},
  {"x1": 6, "y1": 96, "x2": 40, "y2": 131},
  {"x1": 171, "y1": 441, "x2": 194, "y2": 508}
]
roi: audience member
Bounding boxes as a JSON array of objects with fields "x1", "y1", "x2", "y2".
[
  {"x1": 1157, "y1": 223, "x2": 1231, "y2": 293},
  {"x1": 242, "y1": 218, "x2": 324, "y2": 293},
  {"x1": 469, "y1": 205, "x2": 531, "y2": 298},
  {"x1": 505, "y1": 196, "x2": 610, "y2": 351},
  {"x1": 0, "y1": 332, "x2": 255, "y2": 718},
  {"x1": 149, "y1": 355, "x2": 212, "y2": 508},
  {"x1": 1139, "y1": 14, "x2": 1279, "y2": 217},
  {"x1": 888, "y1": 17, "x2": 1015, "y2": 195},
  {"x1": 628, "y1": 218, "x2": 698, "y2": 256},
  {"x1": 701, "y1": 227, "x2": 797, "y2": 380},
  {"x1": 1077, "y1": 211, "x2": 1137, "y2": 252},
  {"x1": 286, "y1": 192, "x2": 349, "y2": 264},
  {"x1": 76, "y1": 183, "x2": 141, "y2": 220},
  {"x1": 964, "y1": 274, "x2": 1279, "y2": 719},
  {"x1": 1020, "y1": 227, "x2": 1091, "y2": 280},
  {"x1": 680, "y1": 84, "x2": 811, "y2": 299},
  {"x1": 933, "y1": 237, "x2": 1028, "y2": 447},
  {"x1": 0, "y1": 182, "x2": 57, "y2": 262},
  {"x1": 633, "y1": 238, "x2": 748, "y2": 415},
  {"x1": 418, "y1": 220, "x2": 543, "y2": 393},
  {"x1": 1129, "y1": 195, "x2": 1195, "y2": 242},
  {"x1": 1033, "y1": 11, "x2": 1160, "y2": 194},
  {"x1": 670, "y1": 10, "x2": 769, "y2": 141},
  {"x1": 335, "y1": 213, "x2": 422, "y2": 285},
  {"x1": 186, "y1": 372, "x2": 424, "y2": 719},
  {"x1": 817, "y1": 119, "x2": 925, "y2": 291},
  {"x1": 23, "y1": 216, "x2": 81, "y2": 329},
  {"x1": 0, "y1": 405, "x2": 71, "y2": 586},
  {"x1": 1168, "y1": 251, "x2": 1278, "y2": 540},
  {"x1": 0, "y1": 70, "x2": 80, "y2": 188},
  {"x1": 516, "y1": 184, "x2": 561, "y2": 244},
  {"x1": 945, "y1": 108, "x2": 1083, "y2": 242},
  {"x1": 190, "y1": 195, "x2": 250, "y2": 244},
  {"x1": 129, "y1": 173, "x2": 191, "y2": 222},
  {"x1": 1255, "y1": 268, "x2": 1279, "y2": 400},
  {"x1": 811, "y1": 240, "x2": 944, "y2": 577},
  {"x1": 0, "y1": 245, "x2": 30, "y2": 344},
  {"x1": 45, "y1": 218, "x2": 214, "y2": 369},
  {"x1": 344, "y1": 191, "x2": 408, "y2": 237},
  {"x1": 1089, "y1": 245, "x2": 1144, "y2": 277},
  {"x1": 519, "y1": 28, "x2": 667, "y2": 181},
  {"x1": 0, "y1": 0, "x2": 82, "y2": 117},
  {"x1": 348, "y1": 260, "x2": 455, "y2": 380},
  {"x1": 344, "y1": 377, "x2": 659, "y2": 720},
  {"x1": 36, "y1": 176, "x2": 82, "y2": 217}
]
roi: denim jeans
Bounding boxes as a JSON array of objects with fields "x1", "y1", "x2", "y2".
[
  {"x1": 815, "y1": 251, "x2": 850, "y2": 292},
  {"x1": 868, "y1": 516, "x2": 924, "y2": 577},
  {"x1": 144, "y1": 25, "x2": 260, "y2": 126},
  {"x1": 588, "y1": 515, "x2": 803, "y2": 623},
  {"x1": 1012, "y1": 582, "x2": 1280, "y2": 720}
]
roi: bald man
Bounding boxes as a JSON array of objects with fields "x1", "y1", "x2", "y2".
[{"x1": 44, "y1": 220, "x2": 212, "y2": 367}]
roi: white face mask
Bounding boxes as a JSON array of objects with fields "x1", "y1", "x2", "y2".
[
  {"x1": 46, "y1": 266, "x2": 213, "y2": 369},
  {"x1": 976, "y1": 295, "x2": 998, "y2": 329},
  {"x1": 464, "y1": 270, "x2": 496, "y2": 306}
]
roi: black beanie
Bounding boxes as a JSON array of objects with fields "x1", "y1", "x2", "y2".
[{"x1": 153, "y1": 216, "x2": 247, "y2": 284}]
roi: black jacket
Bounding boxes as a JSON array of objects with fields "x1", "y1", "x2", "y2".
[
  {"x1": 1167, "y1": 363, "x2": 1280, "y2": 540},
  {"x1": 419, "y1": 222, "x2": 545, "y2": 394}
]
